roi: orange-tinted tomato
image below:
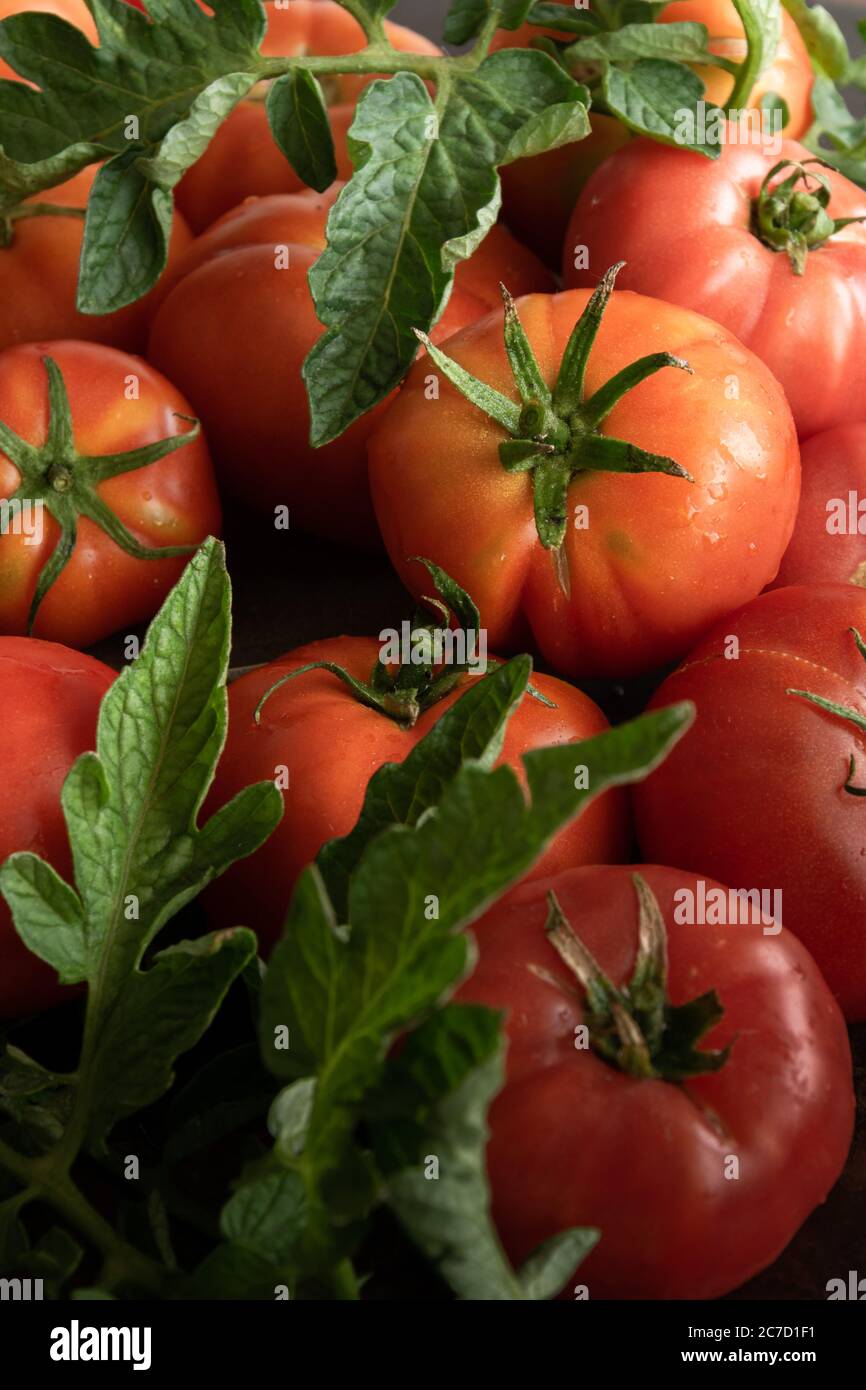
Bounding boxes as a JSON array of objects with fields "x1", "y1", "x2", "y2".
[{"x1": 369, "y1": 288, "x2": 800, "y2": 679}]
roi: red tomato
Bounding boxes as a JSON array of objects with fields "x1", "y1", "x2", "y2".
[
  {"x1": 202, "y1": 636, "x2": 629, "y2": 953},
  {"x1": 176, "y1": 0, "x2": 440, "y2": 232},
  {"x1": 454, "y1": 863, "x2": 853, "y2": 1299},
  {"x1": 564, "y1": 136, "x2": 866, "y2": 439},
  {"x1": 490, "y1": 0, "x2": 812, "y2": 266},
  {"x1": 633, "y1": 583, "x2": 866, "y2": 1020},
  {"x1": 0, "y1": 0, "x2": 96, "y2": 82},
  {"x1": 148, "y1": 195, "x2": 553, "y2": 545},
  {"x1": 0, "y1": 341, "x2": 221, "y2": 647},
  {"x1": 0, "y1": 638, "x2": 115, "y2": 1017},
  {"x1": 0, "y1": 166, "x2": 192, "y2": 354},
  {"x1": 369, "y1": 286, "x2": 800, "y2": 679},
  {"x1": 772, "y1": 424, "x2": 866, "y2": 589}
]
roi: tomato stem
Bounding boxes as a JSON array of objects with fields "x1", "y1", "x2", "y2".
[
  {"x1": 788, "y1": 627, "x2": 866, "y2": 796},
  {"x1": 416, "y1": 264, "x2": 694, "y2": 559},
  {"x1": 544, "y1": 874, "x2": 731, "y2": 1083},
  {"x1": 752, "y1": 160, "x2": 866, "y2": 275},
  {"x1": 0, "y1": 356, "x2": 201, "y2": 633}
]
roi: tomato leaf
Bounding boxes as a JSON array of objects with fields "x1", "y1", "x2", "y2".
[
  {"x1": 599, "y1": 58, "x2": 719, "y2": 154},
  {"x1": 0, "y1": 1, "x2": 264, "y2": 280},
  {"x1": 783, "y1": 0, "x2": 849, "y2": 79},
  {"x1": 267, "y1": 69, "x2": 337, "y2": 195},
  {"x1": 574, "y1": 22, "x2": 721, "y2": 67},
  {"x1": 0, "y1": 539, "x2": 284, "y2": 1147},
  {"x1": 444, "y1": 1, "x2": 534, "y2": 46},
  {"x1": 370, "y1": 1003, "x2": 597, "y2": 1300},
  {"x1": 303, "y1": 50, "x2": 589, "y2": 445}
]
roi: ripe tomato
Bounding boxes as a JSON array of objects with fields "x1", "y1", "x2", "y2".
[
  {"x1": 454, "y1": 863, "x2": 853, "y2": 1299},
  {"x1": 0, "y1": 341, "x2": 221, "y2": 648},
  {"x1": 564, "y1": 136, "x2": 866, "y2": 439},
  {"x1": 0, "y1": 638, "x2": 114, "y2": 1017},
  {"x1": 0, "y1": 0, "x2": 96, "y2": 82},
  {"x1": 202, "y1": 636, "x2": 629, "y2": 953},
  {"x1": 0, "y1": 165, "x2": 192, "y2": 354},
  {"x1": 772, "y1": 425, "x2": 866, "y2": 589},
  {"x1": 490, "y1": 0, "x2": 812, "y2": 266},
  {"x1": 175, "y1": 0, "x2": 440, "y2": 232},
  {"x1": 633, "y1": 583, "x2": 866, "y2": 1020},
  {"x1": 148, "y1": 194, "x2": 553, "y2": 545},
  {"x1": 369, "y1": 283, "x2": 800, "y2": 680},
  {"x1": 658, "y1": 1, "x2": 813, "y2": 138}
]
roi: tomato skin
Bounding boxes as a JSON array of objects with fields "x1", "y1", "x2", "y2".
[
  {"x1": 564, "y1": 136, "x2": 866, "y2": 440},
  {"x1": 0, "y1": 638, "x2": 115, "y2": 1018},
  {"x1": 633, "y1": 584, "x2": 866, "y2": 1020},
  {"x1": 0, "y1": 341, "x2": 221, "y2": 648},
  {"x1": 148, "y1": 196, "x2": 553, "y2": 544},
  {"x1": 772, "y1": 425, "x2": 866, "y2": 589},
  {"x1": 202, "y1": 636, "x2": 630, "y2": 952},
  {"x1": 0, "y1": 166, "x2": 192, "y2": 354},
  {"x1": 454, "y1": 863, "x2": 853, "y2": 1299},
  {"x1": 369, "y1": 288, "x2": 800, "y2": 679},
  {"x1": 175, "y1": 0, "x2": 439, "y2": 233}
]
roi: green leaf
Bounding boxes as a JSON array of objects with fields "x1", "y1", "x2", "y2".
[
  {"x1": 501, "y1": 98, "x2": 591, "y2": 163},
  {"x1": 574, "y1": 22, "x2": 720, "y2": 67},
  {"x1": 783, "y1": 0, "x2": 848, "y2": 78},
  {"x1": 267, "y1": 70, "x2": 338, "y2": 195},
  {"x1": 600, "y1": 59, "x2": 718, "y2": 153},
  {"x1": 317, "y1": 653, "x2": 533, "y2": 919},
  {"x1": 0, "y1": 538, "x2": 284, "y2": 1148},
  {"x1": 221, "y1": 1170, "x2": 308, "y2": 1265},
  {"x1": 76, "y1": 149, "x2": 174, "y2": 316},
  {"x1": 0, "y1": 1, "x2": 265, "y2": 270},
  {"x1": 371, "y1": 1004, "x2": 596, "y2": 1300},
  {"x1": 517, "y1": 1228, "x2": 599, "y2": 1299},
  {"x1": 444, "y1": 2, "x2": 534, "y2": 46},
  {"x1": 189, "y1": 1242, "x2": 285, "y2": 1299},
  {"x1": 728, "y1": 0, "x2": 782, "y2": 108},
  {"x1": 525, "y1": 3, "x2": 603, "y2": 36},
  {"x1": 303, "y1": 50, "x2": 588, "y2": 445},
  {"x1": 84, "y1": 930, "x2": 259, "y2": 1146}
]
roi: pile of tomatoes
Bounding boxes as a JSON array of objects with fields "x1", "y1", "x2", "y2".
[{"x1": 1, "y1": 0, "x2": 864, "y2": 1301}]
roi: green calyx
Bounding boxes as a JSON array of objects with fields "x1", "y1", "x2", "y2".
[
  {"x1": 788, "y1": 626, "x2": 866, "y2": 797},
  {"x1": 255, "y1": 558, "x2": 555, "y2": 729},
  {"x1": 415, "y1": 263, "x2": 694, "y2": 563},
  {"x1": 0, "y1": 356, "x2": 200, "y2": 632},
  {"x1": 753, "y1": 159, "x2": 866, "y2": 276},
  {"x1": 544, "y1": 873, "x2": 731, "y2": 1083}
]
